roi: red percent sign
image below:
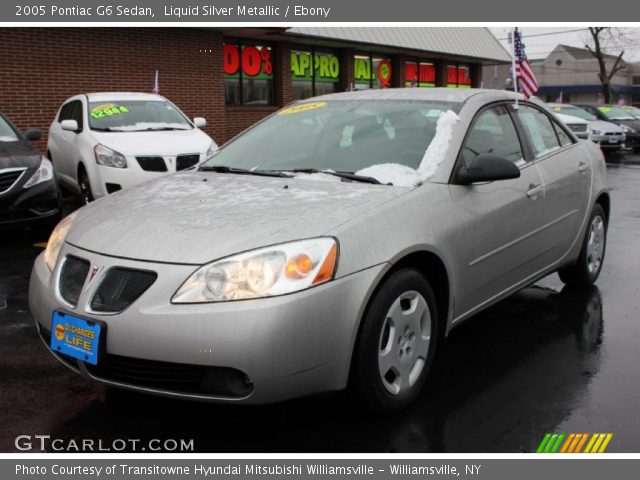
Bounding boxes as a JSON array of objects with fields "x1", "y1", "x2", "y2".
[{"x1": 223, "y1": 44, "x2": 272, "y2": 76}]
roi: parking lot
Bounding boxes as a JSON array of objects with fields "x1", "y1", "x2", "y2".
[{"x1": 1, "y1": 152, "x2": 639, "y2": 453}]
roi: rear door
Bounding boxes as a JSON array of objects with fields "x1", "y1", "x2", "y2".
[
  {"x1": 450, "y1": 103, "x2": 546, "y2": 317},
  {"x1": 515, "y1": 104, "x2": 591, "y2": 265}
]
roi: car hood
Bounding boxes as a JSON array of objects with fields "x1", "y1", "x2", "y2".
[
  {"x1": 66, "y1": 172, "x2": 412, "y2": 264},
  {"x1": 608, "y1": 118, "x2": 640, "y2": 131},
  {"x1": 0, "y1": 141, "x2": 41, "y2": 169},
  {"x1": 588, "y1": 120, "x2": 623, "y2": 133},
  {"x1": 88, "y1": 128, "x2": 213, "y2": 157}
]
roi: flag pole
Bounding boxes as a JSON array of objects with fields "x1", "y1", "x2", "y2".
[{"x1": 511, "y1": 28, "x2": 519, "y2": 110}]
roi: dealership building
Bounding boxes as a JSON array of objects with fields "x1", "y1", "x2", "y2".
[{"x1": 0, "y1": 27, "x2": 509, "y2": 147}]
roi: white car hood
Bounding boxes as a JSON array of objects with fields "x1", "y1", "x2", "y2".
[
  {"x1": 587, "y1": 120, "x2": 624, "y2": 133},
  {"x1": 66, "y1": 172, "x2": 412, "y2": 264},
  {"x1": 89, "y1": 128, "x2": 214, "y2": 157}
]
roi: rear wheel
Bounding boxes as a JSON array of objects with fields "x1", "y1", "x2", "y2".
[
  {"x1": 559, "y1": 204, "x2": 607, "y2": 286},
  {"x1": 78, "y1": 167, "x2": 94, "y2": 205},
  {"x1": 350, "y1": 269, "x2": 438, "y2": 413}
]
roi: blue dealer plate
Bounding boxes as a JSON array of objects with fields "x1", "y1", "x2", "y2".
[{"x1": 50, "y1": 311, "x2": 102, "y2": 365}]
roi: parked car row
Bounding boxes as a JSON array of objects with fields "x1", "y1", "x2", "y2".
[
  {"x1": 1, "y1": 92, "x2": 216, "y2": 232},
  {"x1": 549, "y1": 102, "x2": 640, "y2": 153}
]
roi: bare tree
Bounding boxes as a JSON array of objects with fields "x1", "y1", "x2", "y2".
[{"x1": 586, "y1": 27, "x2": 626, "y2": 103}]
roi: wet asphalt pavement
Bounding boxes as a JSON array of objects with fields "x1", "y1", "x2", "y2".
[{"x1": 1, "y1": 154, "x2": 639, "y2": 453}]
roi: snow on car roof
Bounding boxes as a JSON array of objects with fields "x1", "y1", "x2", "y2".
[
  {"x1": 86, "y1": 92, "x2": 166, "y2": 102},
  {"x1": 303, "y1": 88, "x2": 522, "y2": 104}
]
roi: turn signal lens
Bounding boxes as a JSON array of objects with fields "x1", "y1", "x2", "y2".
[
  {"x1": 313, "y1": 243, "x2": 337, "y2": 284},
  {"x1": 285, "y1": 254, "x2": 314, "y2": 279}
]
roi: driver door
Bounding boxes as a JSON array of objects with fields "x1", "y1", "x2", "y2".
[{"x1": 449, "y1": 104, "x2": 546, "y2": 318}]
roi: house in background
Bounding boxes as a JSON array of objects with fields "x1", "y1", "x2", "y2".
[{"x1": 483, "y1": 44, "x2": 640, "y2": 105}]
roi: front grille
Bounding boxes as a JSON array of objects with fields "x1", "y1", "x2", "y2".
[
  {"x1": 176, "y1": 154, "x2": 200, "y2": 171},
  {"x1": 59, "y1": 255, "x2": 90, "y2": 307},
  {"x1": 90, "y1": 267, "x2": 157, "y2": 313},
  {"x1": 0, "y1": 169, "x2": 25, "y2": 194},
  {"x1": 605, "y1": 132, "x2": 620, "y2": 136},
  {"x1": 86, "y1": 354, "x2": 253, "y2": 397},
  {"x1": 136, "y1": 156, "x2": 167, "y2": 172},
  {"x1": 567, "y1": 124, "x2": 588, "y2": 133}
]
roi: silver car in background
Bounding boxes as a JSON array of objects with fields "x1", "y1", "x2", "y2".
[
  {"x1": 29, "y1": 89, "x2": 609, "y2": 413},
  {"x1": 548, "y1": 103, "x2": 625, "y2": 151}
]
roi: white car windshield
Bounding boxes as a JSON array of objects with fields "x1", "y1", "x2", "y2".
[
  {"x1": 88, "y1": 100, "x2": 192, "y2": 132},
  {"x1": 551, "y1": 105, "x2": 597, "y2": 121},
  {"x1": 0, "y1": 116, "x2": 19, "y2": 142},
  {"x1": 201, "y1": 100, "x2": 460, "y2": 174},
  {"x1": 598, "y1": 105, "x2": 635, "y2": 120}
]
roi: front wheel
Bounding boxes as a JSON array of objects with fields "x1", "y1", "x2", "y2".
[
  {"x1": 559, "y1": 204, "x2": 607, "y2": 286},
  {"x1": 349, "y1": 269, "x2": 438, "y2": 413}
]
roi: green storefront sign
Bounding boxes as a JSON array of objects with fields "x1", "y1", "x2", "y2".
[{"x1": 291, "y1": 51, "x2": 339, "y2": 82}]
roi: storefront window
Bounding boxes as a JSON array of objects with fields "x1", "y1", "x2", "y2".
[
  {"x1": 291, "y1": 48, "x2": 340, "y2": 100},
  {"x1": 405, "y1": 60, "x2": 436, "y2": 87},
  {"x1": 353, "y1": 54, "x2": 392, "y2": 90},
  {"x1": 223, "y1": 40, "x2": 275, "y2": 105},
  {"x1": 447, "y1": 63, "x2": 472, "y2": 88}
]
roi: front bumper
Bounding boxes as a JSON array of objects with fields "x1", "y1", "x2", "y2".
[
  {"x1": 29, "y1": 243, "x2": 385, "y2": 404},
  {"x1": 590, "y1": 133, "x2": 625, "y2": 149},
  {"x1": 0, "y1": 178, "x2": 62, "y2": 229}
]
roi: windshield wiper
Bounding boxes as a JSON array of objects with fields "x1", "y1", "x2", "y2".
[
  {"x1": 91, "y1": 127, "x2": 117, "y2": 132},
  {"x1": 272, "y1": 168, "x2": 383, "y2": 185},
  {"x1": 143, "y1": 127, "x2": 191, "y2": 131},
  {"x1": 198, "y1": 165, "x2": 292, "y2": 178}
]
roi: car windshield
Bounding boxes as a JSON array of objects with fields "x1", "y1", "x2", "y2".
[
  {"x1": 0, "y1": 116, "x2": 19, "y2": 142},
  {"x1": 551, "y1": 105, "x2": 596, "y2": 121},
  {"x1": 88, "y1": 100, "x2": 192, "y2": 132},
  {"x1": 624, "y1": 107, "x2": 640, "y2": 118},
  {"x1": 201, "y1": 100, "x2": 460, "y2": 174},
  {"x1": 598, "y1": 105, "x2": 635, "y2": 120}
]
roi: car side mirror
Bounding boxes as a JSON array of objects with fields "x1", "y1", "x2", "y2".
[
  {"x1": 61, "y1": 119, "x2": 79, "y2": 132},
  {"x1": 456, "y1": 154, "x2": 521, "y2": 185},
  {"x1": 24, "y1": 128, "x2": 43, "y2": 141},
  {"x1": 193, "y1": 117, "x2": 206, "y2": 128}
]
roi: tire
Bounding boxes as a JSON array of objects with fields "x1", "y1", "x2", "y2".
[
  {"x1": 349, "y1": 268, "x2": 438, "y2": 413},
  {"x1": 558, "y1": 204, "x2": 607, "y2": 287},
  {"x1": 78, "y1": 167, "x2": 94, "y2": 205}
]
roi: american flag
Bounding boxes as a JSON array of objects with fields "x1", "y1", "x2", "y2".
[{"x1": 513, "y1": 29, "x2": 538, "y2": 99}]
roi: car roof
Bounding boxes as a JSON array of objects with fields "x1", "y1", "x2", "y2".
[
  {"x1": 302, "y1": 87, "x2": 525, "y2": 104},
  {"x1": 84, "y1": 92, "x2": 166, "y2": 102}
]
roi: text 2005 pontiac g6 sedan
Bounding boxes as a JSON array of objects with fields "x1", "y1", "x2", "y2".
[{"x1": 29, "y1": 89, "x2": 609, "y2": 412}]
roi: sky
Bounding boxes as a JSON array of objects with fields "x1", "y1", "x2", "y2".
[{"x1": 488, "y1": 27, "x2": 640, "y2": 63}]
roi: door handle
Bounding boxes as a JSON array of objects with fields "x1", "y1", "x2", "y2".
[
  {"x1": 578, "y1": 160, "x2": 588, "y2": 172},
  {"x1": 527, "y1": 184, "x2": 543, "y2": 198}
]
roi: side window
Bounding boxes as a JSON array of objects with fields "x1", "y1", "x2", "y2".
[
  {"x1": 516, "y1": 106, "x2": 561, "y2": 158},
  {"x1": 461, "y1": 105, "x2": 524, "y2": 168},
  {"x1": 70, "y1": 101, "x2": 84, "y2": 131},
  {"x1": 58, "y1": 103, "x2": 74, "y2": 122},
  {"x1": 552, "y1": 120, "x2": 573, "y2": 147}
]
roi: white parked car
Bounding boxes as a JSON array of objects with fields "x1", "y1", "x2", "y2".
[
  {"x1": 47, "y1": 93, "x2": 217, "y2": 203},
  {"x1": 548, "y1": 104, "x2": 625, "y2": 151}
]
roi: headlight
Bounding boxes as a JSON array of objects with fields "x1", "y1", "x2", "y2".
[
  {"x1": 23, "y1": 157, "x2": 54, "y2": 188},
  {"x1": 590, "y1": 129, "x2": 602, "y2": 135},
  {"x1": 621, "y1": 125, "x2": 637, "y2": 134},
  {"x1": 44, "y1": 211, "x2": 78, "y2": 271},
  {"x1": 205, "y1": 142, "x2": 217, "y2": 160},
  {"x1": 94, "y1": 144, "x2": 127, "y2": 168},
  {"x1": 172, "y1": 238, "x2": 338, "y2": 303}
]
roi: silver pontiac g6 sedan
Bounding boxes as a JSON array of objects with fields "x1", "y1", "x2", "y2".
[{"x1": 29, "y1": 89, "x2": 609, "y2": 413}]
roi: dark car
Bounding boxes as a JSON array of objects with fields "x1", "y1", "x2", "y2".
[
  {"x1": 574, "y1": 104, "x2": 640, "y2": 151},
  {"x1": 0, "y1": 112, "x2": 62, "y2": 234}
]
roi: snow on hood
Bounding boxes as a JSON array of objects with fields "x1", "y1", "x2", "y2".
[
  {"x1": 355, "y1": 110, "x2": 460, "y2": 187},
  {"x1": 89, "y1": 127, "x2": 214, "y2": 157},
  {"x1": 66, "y1": 172, "x2": 410, "y2": 264}
]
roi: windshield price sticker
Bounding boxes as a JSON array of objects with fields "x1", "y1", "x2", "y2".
[
  {"x1": 91, "y1": 104, "x2": 130, "y2": 119},
  {"x1": 278, "y1": 102, "x2": 327, "y2": 115}
]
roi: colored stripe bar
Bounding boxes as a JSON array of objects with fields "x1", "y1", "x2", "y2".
[
  {"x1": 550, "y1": 433, "x2": 566, "y2": 453},
  {"x1": 560, "y1": 433, "x2": 575, "y2": 453},
  {"x1": 584, "y1": 434, "x2": 598, "y2": 453},
  {"x1": 598, "y1": 434, "x2": 613, "y2": 453},
  {"x1": 537, "y1": 433, "x2": 553, "y2": 453},
  {"x1": 574, "y1": 433, "x2": 589, "y2": 453}
]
